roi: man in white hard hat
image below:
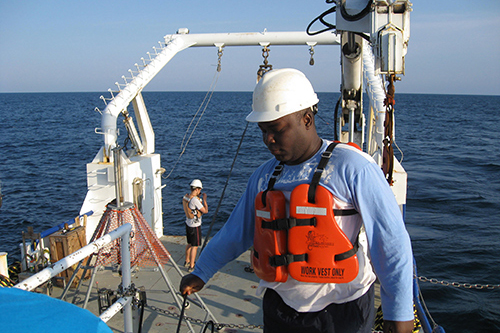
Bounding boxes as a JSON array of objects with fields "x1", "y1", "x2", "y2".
[
  {"x1": 180, "y1": 69, "x2": 414, "y2": 333},
  {"x1": 182, "y1": 179, "x2": 208, "y2": 272}
]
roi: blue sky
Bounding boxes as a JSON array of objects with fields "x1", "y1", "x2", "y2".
[{"x1": 0, "y1": 0, "x2": 499, "y2": 95}]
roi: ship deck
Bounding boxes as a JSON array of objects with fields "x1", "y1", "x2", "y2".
[{"x1": 51, "y1": 235, "x2": 380, "y2": 333}]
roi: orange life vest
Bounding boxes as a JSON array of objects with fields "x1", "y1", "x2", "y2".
[
  {"x1": 253, "y1": 190, "x2": 288, "y2": 282},
  {"x1": 252, "y1": 142, "x2": 360, "y2": 283}
]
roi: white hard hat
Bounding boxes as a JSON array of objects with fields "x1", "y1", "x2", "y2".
[
  {"x1": 190, "y1": 179, "x2": 203, "y2": 189},
  {"x1": 246, "y1": 68, "x2": 319, "y2": 123}
]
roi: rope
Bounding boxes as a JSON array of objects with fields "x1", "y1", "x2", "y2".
[
  {"x1": 180, "y1": 72, "x2": 218, "y2": 152},
  {"x1": 332, "y1": 95, "x2": 341, "y2": 142},
  {"x1": 163, "y1": 67, "x2": 221, "y2": 180},
  {"x1": 202, "y1": 320, "x2": 215, "y2": 333},
  {"x1": 382, "y1": 74, "x2": 399, "y2": 185},
  {"x1": 0, "y1": 274, "x2": 15, "y2": 287},
  {"x1": 200, "y1": 122, "x2": 249, "y2": 253},
  {"x1": 176, "y1": 293, "x2": 189, "y2": 333}
]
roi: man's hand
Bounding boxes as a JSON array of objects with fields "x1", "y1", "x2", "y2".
[
  {"x1": 180, "y1": 274, "x2": 205, "y2": 295},
  {"x1": 383, "y1": 320, "x2": 414, "y2": 333}
]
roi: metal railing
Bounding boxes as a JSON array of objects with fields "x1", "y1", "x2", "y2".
[{"x1": 14, "y1": 223, "x2": 134, "y2": 332}]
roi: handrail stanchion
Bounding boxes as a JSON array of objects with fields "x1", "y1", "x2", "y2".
[
  {"x1": 121, "y1": 219, "x2": 133, "y2": 332},
  {"x1": 14, "y1": 224, "x2": 134, "y2": 331}
]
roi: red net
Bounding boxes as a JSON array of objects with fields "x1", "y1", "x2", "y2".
[{"x1": 94, "y1": 203, "x2": 170, "y2": 267}]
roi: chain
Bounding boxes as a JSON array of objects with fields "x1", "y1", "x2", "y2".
[
  {"x1": 418, "y1": 276, "x2": 500, "y2": 290},
  {"x1": 146, "y1": 303, "x2": 429, "y2": 332},
  {"x1": 256, "y1": 46, "x2": 273, "y2": 82},
  {"x1": 309, "y1": 45, "x2": 315, "y2": 66},
  {"x1": 146, "y1": 304, "x2": 264, "y2": 330},
  {"x1": 216, "y1": 46, "x2": 223, "y2": 72}
]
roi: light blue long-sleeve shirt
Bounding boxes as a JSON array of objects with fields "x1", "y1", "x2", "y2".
[{"x1": 193, "y1": 139, "x2": 414, "y2": 321}]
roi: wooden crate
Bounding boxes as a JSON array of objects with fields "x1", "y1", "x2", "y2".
[{"x1": 49, "y1": 226, "x2": 90, "y2": 288}]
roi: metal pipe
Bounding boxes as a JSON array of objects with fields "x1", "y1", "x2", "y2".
[
  {"x1": 113, "y1": 147, "x2": 123, "y2": 207},
  {"x1": 164, "y1": 30, "x2": 340, "y2": 47},
  {"x1": 157, "y1": 264, "x2": 196, "y2": 332},
  {"x1": 121, "y1": 217, "x2": 133, "y2": 332},
  {"x1": 82, "y1": 262, "x2": 98, "y2": 309},
  {"x1": 341, "y1": 32, "x2": 362, "y2": 92},
  {"x1": 40, "y1": 211, "x2": 93, "y2": 238},
  {"x1": 346, "y1": 31, "x2": 357, "y2": 54},
  {"x1": 122, "y1": 110, "x2": 144, "y2": 155},
  {"x1": 99, "y1": 297, "x2": 133, "y2": 323},
  {"x1": 348, "y1": 106, "x2": 356, "y2": 143},
  {"x1": 100, "y1": 30, "x2": 341, "y2": 153},
  {"x1": 14, "y1": 223, "x2": 132, "y2": 291}
]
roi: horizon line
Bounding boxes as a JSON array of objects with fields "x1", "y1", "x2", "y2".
[{"x1": 1, "y1": 91, "x2": 499, "y2": 97}]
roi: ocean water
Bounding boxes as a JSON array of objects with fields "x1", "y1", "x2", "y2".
[{"x1": 0, "y1": 91, "x2": 499, "y2": 332}]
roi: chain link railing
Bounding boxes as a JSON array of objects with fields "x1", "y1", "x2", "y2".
[
  {"x1": 145, "y1": 275, "x2": 500, "y2": 332},
  {"x1": 145, "y1": 303, "x2": 418, "y2": 333},
  {"x1": 146, "y1": 304, "x2": 264, "y2": 330},
  {"x1": 418, "y1": 276, "x2": 500, "y2": 290}
]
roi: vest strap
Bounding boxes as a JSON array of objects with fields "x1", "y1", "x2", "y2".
[
  {"x1": 334, "y1": 233, "x2": 360, "y2": 261},
  {"x1": 333, "y1": 208, "x2": 358, "y2": 216},
  {"x1": 261, "y1": 162, "x2": 285, "y2": 206},
  {"x1": 269, "y1": 253, "x2": 307, "y2": 267},
  {"x1": 261, "y1": 217, "x2": 317, "y2": 230},
  {"x1": 308, "y1": 143, "x2": 338, "y2": 203}
]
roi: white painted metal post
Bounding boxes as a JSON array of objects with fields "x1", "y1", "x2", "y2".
[
  {"x1": 113, "y1": 147, "x2": 123, "y2": 208},
  {"x1": 99, "y1": 297, "x2": 133, "y2": 323},
  {"x1": 14, "y1": 224, "x2": 132, "y2": 291},
  {"x1": 121, "y1": 217, "x2": 133, "y2": 333}
]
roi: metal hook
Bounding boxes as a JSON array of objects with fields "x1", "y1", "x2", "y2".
[
  {"x1": 307, "y1": 42, "x2": 317, "y2": 66},
  {"x1": 215, "y1": 43, "x2": 224, "y2": 72},
  {"x1": 257, "y1": 45, "x2": 273, "y2": 82}
]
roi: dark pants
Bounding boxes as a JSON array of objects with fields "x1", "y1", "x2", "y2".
[{"x1": 263, "y1": 285, "x2": 375, "y2": 333}]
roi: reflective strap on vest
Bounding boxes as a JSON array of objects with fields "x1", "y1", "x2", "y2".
[{"x1": 261, "y1": 210, "x2": 356, "y2": 230}]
